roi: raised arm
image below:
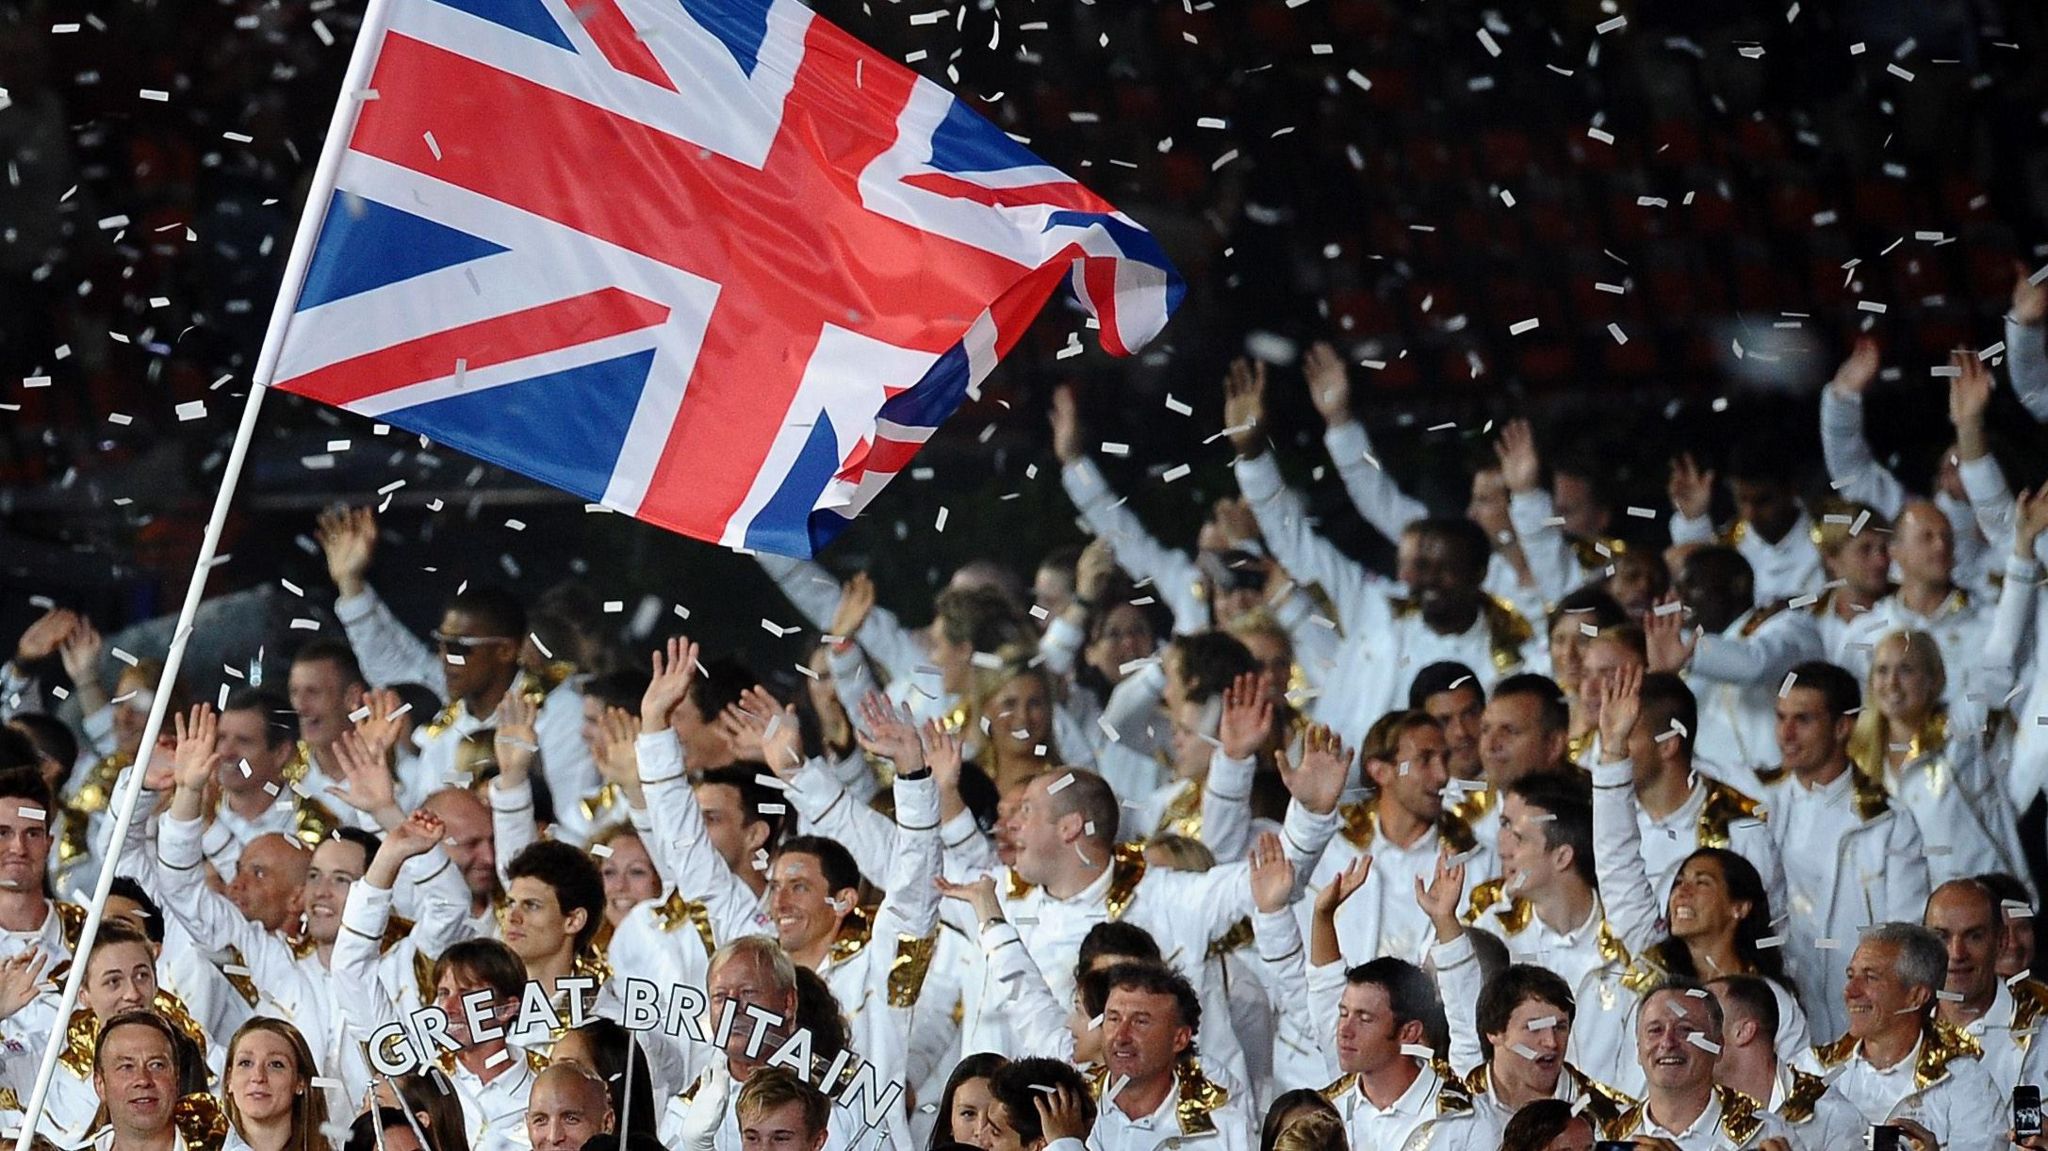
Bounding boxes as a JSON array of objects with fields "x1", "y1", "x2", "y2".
[
  {"x1": 1053, "y1": 385, "x2": 1209, "y2": 636},
  {"x1": 2008, "y1": 263, "x2": 2048, "y2": 423},
  {"x1": 1418, "y1": 850, "x2": 1485, "y2": 1076},
  {"x1": 1247, "y1": 834, "x2": 1323, "y2": 1065},
  {"x1": 156, "y1": 706, "x2": 287, "y2": 968},
  {"x1": 754, "y1": 555, "x2": 926, "y2": 685},
  {"x1": 856, "y1": 697, "x2": 942, "y2": 944},
  {"x1": 484, "y1": 692, "x2": 543, "y2": 884},
  {"x1": 939, "y1": 877, "x2": 1077, "y2": 1060},
  {"x1": 1303, "y1": 342, "x2": 1428, "y2": 543},
  {"x1": 1198, "y1": 673, "x2": 1271, "y2": 865},
  {"x1": 1818, "y1": 339, "x2": 1909, "y2": 518},
  {"x1": 320, "y1": 507, "x2": 445, "y2": 694},
  {"x1": 1588, "y1": 666, "x2": 1664, "y2": 956},
  {"x1": 1229, "y1": 357, "x2": 1382, "y2": 624}
]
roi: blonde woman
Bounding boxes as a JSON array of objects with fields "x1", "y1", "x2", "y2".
[
  {"x1": 221, "y1": 1019, "x2": 329, "y2": 1151},
  {"x1": 964, "y1": 650, "x2": 1062, "y2": 796},
  {"x1": 1852, "y1": 627, "x2": 2028, "y2": 887}
]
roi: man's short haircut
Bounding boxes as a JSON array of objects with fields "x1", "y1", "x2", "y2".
[
  {"x1": 1170, "y1": 632, "x2": 1257, "y2": 704},
  {"x1": 86, "y1": 916, "x2": 155, "y2": 970},
  {"x1": 986, "y1": 1059, "x2": 1097, "y2": 1147},
  {"x1": 1643, "y1": 977, "x2": 1722, "y2": 1038},
  {"x1": 1505, "y1": 772, "x2": 1595, "y2": 887},
  {"x1": 1345, "y1": 958, "x2": 1446, "y2": 1057},
  {"x1": 775, "y1": 835, "x2": 862, "y2": 896},
  {"x1": 1045, "y1": 770, "x2": 1119, "y2": 850},
  {"x1": 1681, "y1": 546, "x2": 1755, "y2": 601},
  {"x1": 1930, "y1": 877, "x2": 2000, "y2": 924},
  {"x1": 0, "y1": 766, "x2": 54, "y2": 826},
  {"x1": 506, "y1": 841, "x2": 607, "y2": 955},
  {"x1": 223, "y1": 687, "x2": 300, "y2": 748},
  {"x1": 709, "y1": 935, "x2": 800, "y2": 1000},
  {"x1": 1101, "y1": 962, "x2": 1202, "y2": 1039},
  {"x1": 1077, "y1": 922, "x2": 1163, "y2": 986},
  {"x1": 291, "y1": 638, "x2": 367, "y2": 689},
  {"x1": 1408, "y1": 662, "x2": 1483, "y2": 709},
  {"x1": 1786, "y1": 661, "x2": 1860, "y2": 719},
  {"x1": 933, "y1": 585, "x2": 1029, "y2": 653},
  {"x1": 697, "y1": 765, "x2": 789, "y2": 848},
  {"x1": 8, "y1": 714, "x2": 78, "y2": 777},
  {"x1": 433, "y1": 938, "x2": 528, "y2": 1004},
  {"x1": 689, "y1": 656, "x2": 760, "y2": 725},
  {"x1": 345, "y1": 1109, "x2": 420, "y2": 1151},
  {"x1": 1865, "y1": 922, "x2": 1948, "y2": 1002},
  {"x1": 92, "y1": 1010, "x2": 181, "y2": 1078},
  {"x1": 1490, "y1": 674, "x2": 1569, "y2": 736},
  {"x1": 735, "y1": 1066, "x2": 831, "y2": 1138},
  {"x1": 1413, "y1": 517, "x2": 1492, "y2": 580},
  {"x1": 104, "y1": 882, "x2": 164, "y2": 944},
  {"x1": 1638, "y1": 673, "x2": 1698, "y2": 755},
  {"x1": 581, "y1": 668, "x2": 652, "y2": 714},
  {"x1": 328, "y1": 826, "x2": 384, "y2": 869},
  {"x1": 1476, "y1": 965, "x2": 1575, "y2": 1062},
  {"x1": 1361, "y1": 710, "x2": 1442, "y2": 767},
  {"x1": 447, "y1": 586, "x2": 527, "y2": 641},
  {"x1": 1706, "y1": 975, "x2": 1780, "y2": 1041},
  {"x1": 1544, "y1": 587, "x2": 1627, "y2": 637}
]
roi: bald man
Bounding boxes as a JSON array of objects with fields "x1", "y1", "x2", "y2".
[
  {"x1": 527, "y1": 1063, "x2": 616, "y2": 1151},
  {"x1": 1925, "y1": 879, "x2": 2048, "y2": 1094},
  {"x1": 225, "y1": 834, "x2": 309, "y2": 932},
  {"x1": 1837, "y1": 501, "x2": 2006, "y2": 705},
  {"x1": 423, "y1": 787, "x2": 500, "y2": 937}
]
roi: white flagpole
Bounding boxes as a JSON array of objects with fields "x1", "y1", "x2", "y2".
[{"x1": 9, "y1": 0, "x2": 397, "y2": 1143}]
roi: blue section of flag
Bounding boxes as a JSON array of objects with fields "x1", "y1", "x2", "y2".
[
  {"x1": 877, "y1": 342, "x2": 971, "y2": 430},
  {"x1": 1043, "y1": 210, "x2": 1186, "y2": 308},
  {"x1": 395, "y1": 350, "x2": 656, "y2": 502},
  {"x1": 746, "y1": 412, "x2": 841, "y2": 555},
  {"x1": 926, "y1": 97, "x2": 1046, "y2": 175},
  {"x1": 426, "y1": 0, "x2": 574, "y2": 49},
  {"x1": 298, "y1": 193, "x2": 510, "y2": 312},
  {"x1": 678, "y1": 0, "x2": 772, "y2": 76}
]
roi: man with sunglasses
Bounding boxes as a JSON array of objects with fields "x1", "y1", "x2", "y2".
[{"x1": 318, "y1": 507, "x2": 598, "y2": 836}]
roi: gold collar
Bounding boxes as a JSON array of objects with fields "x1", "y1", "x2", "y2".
[
  {"x1": 653, "y1": 890, "x2": 719, "y2": 955},
  {"x1": 1105, "y1": 842, "x2": 1147, "y2": 921}
]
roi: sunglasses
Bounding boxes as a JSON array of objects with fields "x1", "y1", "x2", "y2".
[{"x1": 431, "y1": 631, "x2": 515, "y2": 652}]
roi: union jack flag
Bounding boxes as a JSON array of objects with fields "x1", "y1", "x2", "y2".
[{"x1": 267, "y1": 0, "x2": 1183, "y2": 556}]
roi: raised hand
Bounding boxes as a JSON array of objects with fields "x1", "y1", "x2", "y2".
[
  {"x1": 1049, "y1": 384, "x2": 1085, "y2": 465},
  {"x1": 1414, "y1": 846, "x2": 1468, "y2": 941},
  {"x1": 1277, "y1": 724, "x2": 1351, "y2": 815},
  {"x1": 1642, "y1": 593, "x2": 1696, "y2": 673},
  {"x1": 170, "y1": 705, "x2": 220, "y2": 795},
  {"x1": 735, "y1": 685, "x2": 803, "y2": 775},
  {"x1": 491, "y1": 691, "x2": 540, "y2": 786},
  {"x1": 1210, "y1": 497, "x2": 1260, "y2": 549},
  {"x1": 1598, "y1": 662, "x2": 1643, "y2": 762},
  {"x1": 1667, "y1": 453, "x2": 1715, "y2": 521},
  {"x1": 58, "y1": 618, "x2": 105, "y2": 704},
  {"x1": 1218, "y1": 672, "x2": 1274, "y2": 761},
  {"x1": 0, "y1": 951, "x2": 49, "y2": 1023},
  {"x1": 1247, "y1": 832, "x2": 1296, "y2": 914},
  {"x1": 2014, "y1": 261, "x2": 2047, "y2": 326},
  {"x1": 2016, "y1": 481, "x2": 2048, "y2": 557},
  {"x1": 1223, "y1": 357, "x2": 1267, "y2": 457},
  {"x1": 327, "y1": 730, "x2": 401, "y2": 826},
  {"x1": 315, "y1": 506, "x2": 378, "y2": 599},
  {"x1": 1302, "y1": 341, "x2": 1352, "y2": 426},
  {"x1": 829, "y1": 572, "x2": 877, "y2": 642},
  {"x1": 1033, "y1": 1083, "x2": 1091, "y2": 1143},
  {"x1": 12, "y1": 608, "x2": 76, "y2": 666},
  {"x1": 352, "y1": 688, "x2": 409, "y2": 763},
  {"x1": 715, "y1": 702, "x2": 768, "y2": 763},
  {"x1": 1073, "y1": 539, "x2": 1117, "y2": 607},
  {"x1": 641, "y1": 637, "x2": 700, "y2": 735},
  {"x1": 856, "y1": 692, "x2": 925, "y2": 775},
  {"x1": 595, "y1": 707, "x2": 642, "y2": 785},
  {"x1": 1950, "y1": 349, "x2": 1993, "y2": 465},
  {"x1": 367, "y1": 808, "x2": 446, "y2": 889},
  {"x1": 1829, "y1": 337, "x2": 1881, "y2": 397},
  {"x1": 1493, "y1": 419, "x2": 1542, "y2": 493},
  {"x1": 1314, "y1": 854, "x2": 1372, "y2": 918},
  {"x1": 933, "y1": 874, "x2": 1003, "y2": 927}
]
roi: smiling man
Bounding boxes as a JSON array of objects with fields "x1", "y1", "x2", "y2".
[
  {"x1": 202, "y1": 689, "x2": 342, "y2": 879},
  {"x1": 1318, "y1": 957, "x2": 1489, "y2": 1151},
  {"x1": 527, "y1": 1062, "x2": 615, "y2": 1151},
  {"x1": 1608, "y1": 980, "x2": 1794, "y2": 1150},
  {"x1": 1923, "y1": 879, "x2": 2048, "y2": 1094},
  {"x1": 88, "y1": 1012, "x2": 222, "y2": 1151},
  {"x1": 1090, "y1": 962, "x2": 1253, "y2": 1151},
  {"x1": 1801, "y1": 922, "x2": 2003, "y2": 1151}
]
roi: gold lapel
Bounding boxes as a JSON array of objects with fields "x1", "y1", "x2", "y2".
[
  {"x1": 828, "y1": 905, "x2": 876, "y2": 964},
  {"x1": 887, "y1": 932, "x2": 939, "y2": 1008},
  {"x1": 1696, "y1": 777, "x2": 1764, "y2": 848},
  {"x1": 1779, "y1": 1067, "x2": 1829, "y2": 1123},
  {"x1": 1715, "y1": 1084, "x2": 1765, "y2": 1145},
  {"x1": 1158, "y1": 780, "x2": 1205, "y2": 841},
  {"x1": 1172, "y1": 1059, "x2": 1228, "y2": 1136},
  {"x1": 1337, "y1": 802, "x2": 1376, "y2": 849},
  {"x1": 1105, "y1": 842, "x2": 1147, "y2": 921},
  {"x1": 654, "y1": 890, "x2": 720, "y2": 955}
]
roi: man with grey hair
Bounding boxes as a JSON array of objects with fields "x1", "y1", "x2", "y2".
[
  {"x1": 1605, "y1": 979, "x2": 1796, "y2": 1150},
  {"x1": 1798, "y1": 923, "x2": 2004, "y2": 1151}
]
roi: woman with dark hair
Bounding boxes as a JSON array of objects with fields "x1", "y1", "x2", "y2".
[
  {"x1": 978, "y1": 1059, "x2": 1094, "y2": 1151},
  {"x1": 1498, "y1": 1098, "x2": 1594, "y2": 1151},
  {"x1": 928, "y1": 1054, "x2": 1007, "y2": 1151},
  {"x1": 552, "y1": 1020, "x2": 658, "y2": 1141},
  {"x1": 368, "y1": 1069, "x2": 470, "y2": 1151},
  {"x1": 1258, "y1": 1090, "x2": 1340, "y2": 1151}
]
